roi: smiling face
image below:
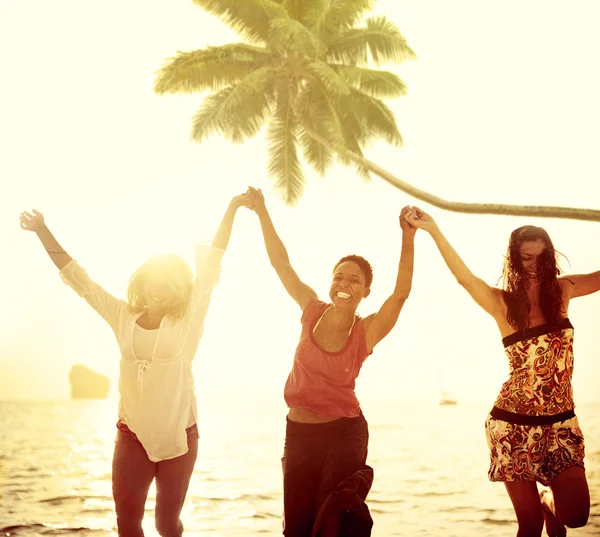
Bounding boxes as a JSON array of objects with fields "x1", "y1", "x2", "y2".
[
  {"x1": 502, "y1": 226, "x2": 564, "y2": 330},
  {"x1": 329, "y1": 261, "x2": 370, "y2": 309},
  {"x1": 143, "y1": 278, "x2": 177, "y2": 314},
  {"x1": 519, "y1": 239, "x2": 547, "y2": 277},
  {"x1": 503, "y1": 225, "x2": 561, "y2": 287},
  {"x1": 127, "y1": 254, "x2": 193, "y2": 319}
]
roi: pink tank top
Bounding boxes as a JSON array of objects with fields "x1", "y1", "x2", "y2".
[{"x1": 284, "y1": 297, "x2": 371, "y2": 418}]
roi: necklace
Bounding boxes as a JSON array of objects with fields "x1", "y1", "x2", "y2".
[{"x1": 312, "y1": 305, "x2": 357, "y2": 337}]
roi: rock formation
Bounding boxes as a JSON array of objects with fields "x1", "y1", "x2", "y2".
[{"x1": 69, "y1": 365, "x2": 109, "y2": 399}]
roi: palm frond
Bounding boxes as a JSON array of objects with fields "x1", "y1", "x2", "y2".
[
  {"x1": 282, "y1": 0, "x2": 310, "y2": 24},
  {"x1": 306, "y1": 0, "x2": 374, "y2": 33},
  {"x1": 305, "y1": 61, "x2": 350, "y2": 97},
  {"x1": 191, "y1": 89, "x2": 272, "y2": 144},
  {"x1": 192, "y1": 0, "x2": 288, "y2": 43},
  {"x1": 296, "y1": 82, "x2": 351, "y2": 166},
  {"x1": 191, "y1": 87, "x2": 234, "y2": 142},
  {"x1": 155, "y1": 44, "x2": 272, "y2": 95},
  {"x1": 297, "y1": 129, "x2": 335, "y2": 176},
  {"x1": 344, "y1": 89, "x2": 402, "y2": 146},
  {"x1": 346, "y1": 144, "x2": 371, "y2": 179},
  {"x1": 224, "y1": 94, "x2": 273, "y2": 143},
  {"x1": 327, "y1": 16, "x2": 416, "y2": 65},
  {"x1": 191, "y1": 67, "x2": 276, "y2": 143},
  {"x1": 330, "y1": 64, "x2": 407, "y2": 98},
  {"x1": 331, "y1": 101, "x2": 371, "y2": 178},
  {"x1": 294, "y1": 84, "x2": 335, "y2": 176},
  {"x1": 267, "y1": 18, "x2": 326, "y2": 57},
  {"x1": 336, "y1": 113, "x2": 370, "y2": 179},
  {"x1": 296, "y1": 83, "x2": 399, "y2": 178},
  {"x1": 219, "y1": 67, "x2": 277, "y2": 114},
  {"x1": 267, "y1": 104, "x2": 305, "y2": 205}
]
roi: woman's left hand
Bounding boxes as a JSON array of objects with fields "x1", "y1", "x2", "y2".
[
  {"x1": 399, "y1": 205, "x2": 417, "y2": 236},
  {"x1": 232, "y1": 189, "x2": 255, "y2": 210}
]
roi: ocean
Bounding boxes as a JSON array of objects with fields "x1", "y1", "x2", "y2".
[{"x1": 0, "y1": 399, "x2": 598, "y2": 536}]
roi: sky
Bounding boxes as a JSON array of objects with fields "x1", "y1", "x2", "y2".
[{"x1": 1, "y1": 0, "x2": 599, "y2": 405}]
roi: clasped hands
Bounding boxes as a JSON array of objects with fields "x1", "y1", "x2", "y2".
[{"x1": 232, "y1": 187, "x2": 266, "y2": 214}]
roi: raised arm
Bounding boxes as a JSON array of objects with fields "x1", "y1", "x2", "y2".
[
  {"x1": 20, "y1": 209, "x2": 123, "y2": 334},
  {"x1": 248, "y1": 187, "x2": 317, "y2": 310},
  {"x1": 404, "y1": 206, "x2": 503, "y2": 317},
  {"x1": 364, "y1": 206, "x2": 416, "y2": 353},
  {"x1": 20, "y1": 210, "x2": 73, "y2": 269},
  {"x1": 193, "y1": 191, "x2": 254, "y2": 300},
  {"x1": 211, "y1": 192, "x2": 253, "y2": 250},
  {"x1": 560, "y1": 271, "x2": 600, "y2": 299}
]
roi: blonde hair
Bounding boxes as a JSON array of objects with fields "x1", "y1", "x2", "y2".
[{"x1": 127, "y1": 254, "x2": 194, "y2": 320}]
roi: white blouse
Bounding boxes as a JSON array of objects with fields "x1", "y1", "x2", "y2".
[
  {"x1": 60, "y1": 245, "x2": 224, "y2": 462},
  {"x1": 132, "y1": 324, "x2": 158, "y2": 362}
]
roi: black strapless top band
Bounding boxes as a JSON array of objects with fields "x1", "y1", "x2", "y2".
[
  {"x1": 502, "y1": 318, "x2": 573, "y2": 348},
  {"x1": 490, "y1": 406, "x2": 576, "y2": 426}
]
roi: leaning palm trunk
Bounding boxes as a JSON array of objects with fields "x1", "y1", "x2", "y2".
[{"x1": 304, "y1": 127, "x2": 600, "y2": 222}]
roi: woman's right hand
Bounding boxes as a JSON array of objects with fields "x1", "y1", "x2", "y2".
[
  {"x1": 247, "y1": 186, "x2": 266, "y2": 214},
  {"x1": 20, "y1": 210, "x2": 46, "y2": 233},
  {"x1": 404, "y1": 206, "x2": 439, "y2": 234},
  {"x1": 232, "y1": 189, "x2": 255, "y2": 210}
]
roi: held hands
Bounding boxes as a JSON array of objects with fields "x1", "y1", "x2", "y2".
[
  {"x1": 246, "y1": 186, "x2": 266, "y2": 215},
  {"x1": 232, "y1": 188, "x2": 256, "y2": 210},
  {"x1": 232, "y1": 187, "x2": 266, "y2": 214},
  {"x1": 399, "y1": 205, "x2": 417, "y2": 237},
  {"x1": 403, "y1": 206, "x2": 438, "y2": 234},
  {"x1": 19, "y1": 210, "x2": 46, "y2": 233}
]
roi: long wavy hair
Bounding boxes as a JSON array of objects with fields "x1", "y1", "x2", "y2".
[
  {"x1": 501, "y1": 225, "x2": 564, "y2": 331},
  {"x1": 127, "y1": 254, "x2": 194, "y2": 320}
]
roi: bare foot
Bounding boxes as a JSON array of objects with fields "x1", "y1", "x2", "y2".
[{"x1": 540, "y1": 489, "x2": 567, "y2": 537}]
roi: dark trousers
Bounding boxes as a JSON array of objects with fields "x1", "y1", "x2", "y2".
[{"x1": 282, "y1": 412, "x2": 369, "y2": 537}]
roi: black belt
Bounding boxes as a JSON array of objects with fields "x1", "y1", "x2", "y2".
[{"x1": 490, "y1": 406, "x2": 575, "y2": 425}]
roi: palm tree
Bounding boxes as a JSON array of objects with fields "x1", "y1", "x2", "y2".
[{"x1": 155, "y1": 0, "x2": 600, "y2": 222}]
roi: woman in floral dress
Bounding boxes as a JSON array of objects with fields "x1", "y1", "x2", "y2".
[{"x1": 404, "y1": 207, "x2": 598, "y2": 537}]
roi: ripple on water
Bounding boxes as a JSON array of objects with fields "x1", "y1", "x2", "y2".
[{"x1": 2, "y1": 400, "x2": 600, "y2": 537}]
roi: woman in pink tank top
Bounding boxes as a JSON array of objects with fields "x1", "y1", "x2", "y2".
[{"x1": 246, "y1": 187, "x2": 416, "y2": 537}]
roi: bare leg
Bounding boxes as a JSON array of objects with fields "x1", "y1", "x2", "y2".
[
  {"x1": 540, "y1": 466, "x2": 589, "y2": 535},
  {"x1": 540, "y1": 489, "x2": 566, "y2": 537},
  {"x1": 154, "y1": 434, "x2": 198, "y2": 537},
  {"x1": 112, "y1": 431, "x2": 156, "y2": 537},
  {"x1": 504, "y1": 481, "x2": 544, "y2": 537}
]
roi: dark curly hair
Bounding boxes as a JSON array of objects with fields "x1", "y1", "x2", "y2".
[
  {"x1": 501, "y1": 225, "x2": 564, "y2": 331},
  {"x1": 333, "y1": 255, "x2": 373, "y2": 289}
]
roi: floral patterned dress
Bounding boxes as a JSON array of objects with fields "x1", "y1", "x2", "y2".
[{"x1": 485, "y1": 318, "x2": 585, "y2": 486}]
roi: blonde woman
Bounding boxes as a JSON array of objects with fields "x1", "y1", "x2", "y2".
[{"x1": 20, "y1": 192, "x2": 252, "y2": 537}]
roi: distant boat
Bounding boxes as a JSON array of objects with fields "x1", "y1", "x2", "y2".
[
  {"x1": 69, "y1": 365, "x2": 109, "y2": 399},
  {"x1": 439, "y1": 391, "x2": 458, "y2": 406}
]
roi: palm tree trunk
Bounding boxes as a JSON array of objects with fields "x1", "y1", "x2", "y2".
[{"x1": 304, "y1": 128, "x2": 600, "y2": 222}]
